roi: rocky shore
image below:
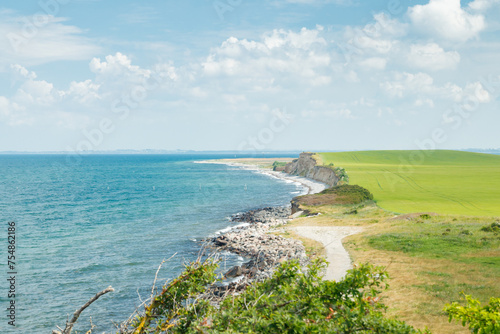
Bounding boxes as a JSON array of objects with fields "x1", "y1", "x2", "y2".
[
  {"x1": 194, "y1": 157, "x2": 331, "y2": 304},
  {"x1": 202, "y1": 206, "x2": 308, "y2": 303}
]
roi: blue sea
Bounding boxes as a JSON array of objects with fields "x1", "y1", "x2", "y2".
[{"x1": 0, "y1": 154, "x2": 304, "y2": 333}]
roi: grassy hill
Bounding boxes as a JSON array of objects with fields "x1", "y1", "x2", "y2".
[{"x1": 318, "y1": 150, "x2": 500, "y2": 216}]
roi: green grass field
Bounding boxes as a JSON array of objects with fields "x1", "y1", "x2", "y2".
[{"x1": 318, "y1": 150, "x2": 500, "y2": 216}]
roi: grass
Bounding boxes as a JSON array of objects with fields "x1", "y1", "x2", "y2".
[
  {"x1": 285, "y1": 202, "x2": 499, "y2": 333},
  {"x1": 217, "y1": 152, "x2": 499, "y2": 331},
  {"x1": 366, "y1": 216, "x2": 500, "y2": 272},
  {"x1": 282, "y1": 150, "x2": 500, "y2": 333},
  {"x1": 318, "y1": 150, "x2": 500, "y2": 216}
]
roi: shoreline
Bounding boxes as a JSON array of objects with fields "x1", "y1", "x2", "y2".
[
  {"x1": 204, "y1": 206, "x2": 308, "y2": 301},
  {"x1": 195, "y1": 159, "x2": 327, "y2": 195},
  {"x1": 197, "y1": 158, "x2": 361, "y2": 287}
]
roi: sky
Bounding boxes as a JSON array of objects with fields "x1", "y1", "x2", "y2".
[{"x1": 0, "y1": 0, "x2": 499, "y2": 152}]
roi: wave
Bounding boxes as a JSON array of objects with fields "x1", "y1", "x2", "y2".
[{"x1": 214, "y1": 222, "x2": 250, "y2": 236}]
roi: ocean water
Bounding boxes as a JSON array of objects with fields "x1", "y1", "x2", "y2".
[{"x1": 0, "y1": 154, "x2": 304, "y2": 333}]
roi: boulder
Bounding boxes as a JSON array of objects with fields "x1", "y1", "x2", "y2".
[{"x1": 225, "y1": 266, "x2": 243, "y2": 278}]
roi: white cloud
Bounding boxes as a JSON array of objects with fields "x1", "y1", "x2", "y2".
[
  {"x1": 1, "y1": 15, "x2": 497, "y2": 151},
  {"x1": 301, "y1": 107, "x2": 354, "y2": 119},
  {"x1": 463, "y1": 82, "x2": 491, "y2": 103},
  {"x1": 363, "y1": 13, "x2": 408, "y2": 39},
  {"x1": 10, "y1": 64, "x2": 37, "y2": 80},
  {"x1": 381, "y1": 72, "x2": 493, "y2": 107},
  {"x1": 407, "y1": 43, "x2": 460, "y2": 70},
  {"x1": 414, "y1": 98, "x2": 435, "y2": 108},
  {"x1": 0, "y1": 55, "x2": 182, "y2": 129},
  {"x1": 0, "y1": 14, "x2": 100, "y2": 68},
  {"x1": 88, "y1": 53, "x2": 179, "y2": 99},
  {"x1": 468, "y1": 0, "x2": 500, "y2": 11},
  {"x1": 342, "y1": 12, "x2": 406, "y2": 61},
  {"x1": 0, "y1": 96, "x2": 31, "y2": 126},
  {"x1": 263, "y1": 27, "x2": 327, "y2": 50},
  {"x1": 381, "y1": 72, "x2": 435, "y2": 98},
  {"x1": 408, "y1": 0, "x2": 485, "y2": 42},
  {"x1": 190, "y1": 87, "x2": 208, "y2": 99},
  {"x1": 201, "y1": 27, "x2": 332, "y2": 87},
  {"x1": 343, "y1": 70, "x2": 360, "y2": 83},
  {"x1": 90, "y1": 52, "x2": 151, "y2": 79},
  {"x1": 67, "y1": 80, "x2": 101, "y2": 104},
  {"x1": 346, "y1": 34, "x2": 394, "y2": 54},
  {"x1": 51, "y1": 110, "x2": 92, "y2": 130},
  {"x1": 0, "y1": 96, "x2": 12, "y2": 118},
  {"x1": 223, "y1": 94, "x2": 246, "y2": 104},
  {"x1": 302, "y1": 100, "x2": 355, "y2": 119},
  {"x1": 358, "y1": 57, "x2": 387, "y2": 70},
  {"x1": 352, "y1": 97, "x2": 375, "y2": 107},
  {"x1": 14, "y1": 79, "x2": 62, "y2": 106},
  {"x1": 324, "y1": 108, "x2": 353, "y2": 118}
]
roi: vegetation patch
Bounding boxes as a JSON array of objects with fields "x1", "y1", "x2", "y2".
[
  {"x1": 293, "y1": 184, "x2": 374, "y2": 208},
  {"x1": 366, "y1": 221, "x2": 500, "y2": 270},
  {"x1": 292, "y1": 208, "x2": 500, "y2": 333},
  {"x1": 444, "y1": 294, "x2": 500, "y2": 333},
  {"x1": 272, "y1": 161, "x2": 287, "y2": 171},
  {"x1": 128, "y1": 259, "x2": 428, "y2": 333},
  {"x1": 480, "y1": 222, "x2": 500, "y2": 233},
  {"x1": 286, "y1": 151, "x2": 500, "y2": 333}
]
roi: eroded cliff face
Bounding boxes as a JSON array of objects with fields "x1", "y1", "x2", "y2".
[{"x1": 284, "y1": 152, "x2": 339, "y2": 187}]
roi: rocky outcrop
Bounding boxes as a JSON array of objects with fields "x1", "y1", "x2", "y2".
[
  {"x1": 291, "y1": 200, "x2": 311, "y2": 216},
  {"x1": 284, "y1": 152, "x2": 339, "y2": 187}
]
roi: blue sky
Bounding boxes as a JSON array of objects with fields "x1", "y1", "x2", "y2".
[{"x1": 0, "y1": 0, "x2": 499, "y2": 152}]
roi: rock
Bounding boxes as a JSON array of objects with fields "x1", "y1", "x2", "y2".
[
  {"x1": 203, "y1": 205, "x2": 309, "y2": 305},
  {"x1": 215, "y1": 237, "x2": 228, "y2": 246},
  {"x1": 284, "y1": 152, "x2": 339, "y2": 187},
  {"x1": 225, "y1": 266, "x2": 243, "y2": 278}
]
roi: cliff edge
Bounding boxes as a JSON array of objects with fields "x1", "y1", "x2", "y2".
[{"x1": 284, "y1": 152, "x2": 339, "y2": 188}]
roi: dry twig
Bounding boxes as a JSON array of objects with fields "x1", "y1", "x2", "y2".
[{"x1": 53, "y1": 286, "x2": 114, "y2": 334}]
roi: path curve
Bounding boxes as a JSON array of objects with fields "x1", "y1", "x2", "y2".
[{"x1": 292, "y1": 226, "x2": 363, "y2": 281}]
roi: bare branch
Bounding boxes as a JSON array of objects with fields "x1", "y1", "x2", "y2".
[
  {"x1": 54, "y1": 286, "x2": 114, "y2": 334},
  {"x1": 151, "y1": 252, "x2": 177, "y2": 300}
]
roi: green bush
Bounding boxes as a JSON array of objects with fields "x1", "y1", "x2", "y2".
[
  {"x1": 480, "y1": 222, "x2": 500, "y2": 233},
  {"x1": 444, "y1": 294, "x2": 500, "y2": 333},
  {"x1": 272, "y1": 161, "x2": 287, "y2": 171},
  {"x1": 334, "y1": 167, "x2": 350, "y2": 184},
  {"x1": 130, "y1": 258, "x2": 428, "y2": 333},
  {"x1": 320, "y1": 184, "x2": 374, "y2": 204}
]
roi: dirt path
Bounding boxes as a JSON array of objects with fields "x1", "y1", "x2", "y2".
[{"x1": 292, "y1": 226, "x2": 363, "y2": 281}]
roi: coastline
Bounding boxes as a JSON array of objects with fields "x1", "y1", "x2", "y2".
[
  {"x1": 195, "y1": 159, "x2": 327, "y2": 195},
  {"x1": 197, "y1": 158, "x2": 361, "y2": 287}
]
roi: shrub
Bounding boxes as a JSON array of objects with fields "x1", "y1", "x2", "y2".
[
  {"x1": 129, "y1": 259, "x2": 428, "y2": 333},
  {"x1": 321, "y1": 184, "x2": 374, "y2": 204},
  {"x1": 272, "y1": 161, "x2": 287, "y2": 171},
  {"x1": 292, "y1": 185, "x2": 374, "y2": 207},
  {"x1": 480, "y1": 222, "x2": 500, "y2": 233},
  {"x1": 444, "y1": 294, "x2": 500, "y2": 334},
  {"x1": 334, "y1": 167, "x2": 349, "y2": 184}
]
